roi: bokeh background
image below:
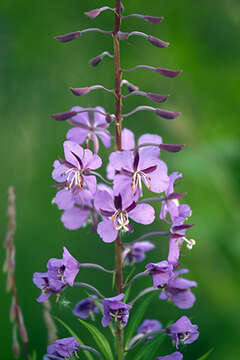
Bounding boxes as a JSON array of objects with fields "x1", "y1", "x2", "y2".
[{"x1": 1, "y1": 0, "x2": 240, "y2": 358}]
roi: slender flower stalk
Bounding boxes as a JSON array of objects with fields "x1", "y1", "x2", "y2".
[{"x1": 3, "y1": 187, "x2": 29, "y2": 360}]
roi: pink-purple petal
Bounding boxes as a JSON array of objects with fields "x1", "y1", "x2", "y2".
[
  {"x1": 61, "y1": 207, "x2": 90, "y2": 230},
  {"x1": 129, "y1": 203, "x2": 155, "y2": 224},
  {"x1": 97, "y1": 220, "x2": 118, "y2": 243},
  {"x1": 63, "y1": 141, "x2": 84, "y2": 168},
  {"x1": 66, "y1": 127, "x2": 89, "y2": 144}
]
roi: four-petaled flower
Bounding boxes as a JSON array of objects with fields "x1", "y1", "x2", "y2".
[
  {"x1": 166, "y1": 316, "x2": 199, "y2": 348},
  {"x1": 66, "y1": 106, "x2": 111, "y2": 153},
  {"x1": 102, "y1": 293, "x2": 132, "y2": 327},
  {"x1": 95, "y1": 189, "x2": 155, "y2": 242},
  {"x1": 44, "y1": 337, "x2": 80, "y2": 359},
  {"x1": 146, "y1": 261, "x2": 174, "y2": 288},
  {"x1": 33, "y1": 247, "x2": 79, "y2": 302},
  {"x1": 52, "y1": 141, "x2": 102, "y2": 194}
]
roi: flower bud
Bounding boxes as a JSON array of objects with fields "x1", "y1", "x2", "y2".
[
  {"x1": 85, "y1": 9, "x2": 101, "y2": 18},
  {"x1": 89, "y1": 55, "x2": 103, "y2": 67},
  {"x1": 127, "y1": 82, "x2": 139, "y2": 93},
  {"x1": 159, "y1": 143, "x2": 184, "y2": 152},
  {"x1": 120, "y1": 2, "x2": 124, "y2": 14},
  {"x1": 70, "y1": 87, "x2": 90, "y2": 96},
  {"x1": 55, "y1": 31, "x2": 80, "y2": 43},
  {"x1": 51, "y1": 111, "x2": 77, "y2": 121},
  {"x1": 146, "y1": 93, "x2": 169, "y2": 103},
  {"x1": 105, "y1": 113, "x2": 115, "y2": 123},
  {"x1": 144, "y1": 16, "x2": 164, "y2": 24},
  {"x1": 19, "y1": 308, "x2": 28, "y2": 342},
  {"x1": 167, "y1": 192, "x2": 186, "y2": 201},
  {"x1": 12, "y1": 340, "x2": 20, "y2": 358},
  {"x1": 155, "y1": 109, "x2": 180, "y2": 119},
  {"x1": 156, "y1": 68, "x2": 182, "y2": 78},
  {"x1": 148, "y1": 36, "x2": 169, "y2": 48},
  {"x1": 172, "y1": 224, "x2": 194, "y2": 232},
  {"x1": 10, "y1": 297, "x2": 16, "y2": 323}
]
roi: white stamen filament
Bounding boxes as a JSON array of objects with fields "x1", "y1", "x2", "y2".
[
  {"x1": 183, "y1": 237, "x2": 196, "y2": 250},
  {"x1": 112, "y1": 210, "x2": 129, "y2": 232},
  {"x1": 63, "y1": 168, "x2": 83, "y2": 190},
  {"x1": 132, "y1": 171, "x2": 151, "y2": 194}
]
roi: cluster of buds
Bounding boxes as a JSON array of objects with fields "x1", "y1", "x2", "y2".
[{"x1": 32, "y1": 1, "x2": 201, "y2": 360}]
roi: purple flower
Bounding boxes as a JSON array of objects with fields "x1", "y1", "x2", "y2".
[
  {"x1": 73, "y1": 296, "x2": 99, "y2": 319},
  {"x1": 122, "y1": 241, "x2": 155, "y2": 265},
  {"x1": 52, "y1": 141, "x2": 102, "y2": 194},
  {"x1": 110, "y1": 149, "x2": 169, "y2": 198},
  {"x1": 138, "y1": 319, "x2": 162, "y2": 340},
  {"x1": 101, "y1": 293, "x2": 132, "y2": 327},
  {"x1": 166, "y1": 316, "x2": 199, "y2": 348},
  {"x1": 94, "y1": 189, "x2": 155, "y2": 243},
  {"x1": 146, "y1": 261, "x2": 174, "y2": 288},
  {"x1": 47, "y1": 247, "x2": 80, "y2": 287},
  {"x1": 107, "y1": 128, "x2": 163, "y2": 179},
  {"x1": 33, "y1": 272, "x2": 65, "y2": 303},
  {"x1": 156, "y1": 352, "x2": 183, "y2": 360},
  {"x1": 159, "y1": 276, "x2": 197, "y2": 309},
  {"x1": 66, "y1": 106, "x2": 111, "y2": 153},
  {"x1": 46, "y1": 337, "x2": 80, "y2": 359}
]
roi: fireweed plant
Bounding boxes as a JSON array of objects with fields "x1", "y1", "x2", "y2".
[{"x1": 31, "y1": 1, "x2": 204, "y2": 360}]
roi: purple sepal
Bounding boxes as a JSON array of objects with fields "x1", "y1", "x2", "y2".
[
  {"x1": 148, "y1": 36, "x2": 169, "y2": 48},
  {"x1": 156, "y1": 109, "x2": 180, "y2": 119},
  {"x1": 55, "y1": 32, "x2": 80, "y2": 43},
  {"x1": 51, "y1": 111, "x2": 77, "y2": 121},
  {"x1": 90, "y1": 55, "x2": 102, "y2": 67},
  {"x1": 85, "y1": 9, "x2": 102, "y2": 18}
]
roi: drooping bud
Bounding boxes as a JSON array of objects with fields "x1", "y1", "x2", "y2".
[
  {"x1": 144, "y1": 16, "x2": 164, "y2": 24},
  {"x1": 117, "y1": 31, "x2": 129, "y2": 40},
  {"x1": 146, "y1": 93, "x2": 169, "y2": 103},
  {"x1": 155, "y1": 109, "x2": 180, "y2": 119},
  {"x1": 89, "y1": 55, "x2": 103, "y2": 67},
  {"x1": 19, "y1": 308, "x2": 28, "y2": 343},
  {"x1": 172, "y1": 224, "x2": 194, "y2": 232},
  {"x1": 148, "y1": 35, "x2": 169, "y2": 48},
  {"x1": 70, "y1": 87, "x2": 90, "y2": 96},
  {"x1": 120, "y1": 2, "x2": 124, "y2": 14},
  {"x1": 55, "y1": 31, "x2": 80, "y2": 43},
  {"x1": 159, "y1": 143, "x2": 185, "y2": 152},
  {"x1": 51, "y1": 111, "x2": 77, "y2": 121},
  {"x1": 84, "y1": 6, "x2": 114, "y2": 19},
  {"x1": 167, "y1": 192, "x2": 187, "y2": 201},
  {"x1": 156, "y1": 68, "x2": 183, "y2": 78},
  {"x1": 105, "y1": 113, "x2": 115, "y2": 123}
]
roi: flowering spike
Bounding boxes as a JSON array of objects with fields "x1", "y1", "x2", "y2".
[
  {"x1": 51, "y1": 111, "x2": 77, "y2": 121},
  {"x1": 159, "y1": 144, "x2": 185, "y2": 152},
  {"x1": 70, "y1": 87, "x2": 90, "y2": 96},
  {"x1": 155, "y1": 109, "x2": 180, "y2": 119},
  {"x1": 148, "y1": 35, "x2": 170, "y2": 48},
  {"x1": 55, "y1": 31, "x2": 80, "y2": 43},
  {"x1": 84, "y1": 6, "x2": 115, "y2": 19}
]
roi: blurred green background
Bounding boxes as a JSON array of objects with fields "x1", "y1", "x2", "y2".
[{"x1": 1, "y1": 0, "x2": 240, "y2": 358}]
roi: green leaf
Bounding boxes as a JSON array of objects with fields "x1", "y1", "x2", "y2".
[
  {"x1": 124, "y1": 284, "x2": 132, "y2": 303},
  {"x1": 54, "y1": 316, "x2": 94, "y2": 360},
  {"x1": 30, "y1": 350, "x2": 37, "y2": 360},
  {"x1": 197, "y1": 349, "x2": 214, "y2": 360},
  {"x1": 79, "y1": 319, "x2": 113, "y2": 360},
  {"x1": 133, "y1": 333, "x2": 166, "y2": 360},
  {"x1": 125, "y1": 293, "x2": 155, "y2": 347}
]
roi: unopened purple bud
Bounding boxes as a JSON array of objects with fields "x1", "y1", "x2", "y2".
[
  {"x1": 147, "y1": 93, "x2": 169, "y2": 103},
  {"x1": 20, "y1": 325, "x2": 28, "y2": 343},
  {"x1": 85, "y1": 9, "x2": 101, "y2": 18},
  {"x1": 148, "y1": 36, "x2": 169, "y2": 48},
  {"x1": 118, "y1": 31, "x2": 129, "y2": 40},
  {"x1": 51, "y1": 111, "x2": 77, "y2": 121},
  {"x1": 70, "y1": 87, "x2": 90, "y2": 96},
  {"x1": 156, "y1": 109, "x2": 180, "y2": 119},
  {"x1": 120, "y1": 2, "x2": 124, "y2": 14},
  {"x1": 172, "y1": 224, "x2": 194, "y2": 232},
  {"x1": 144, "y1": 16, "x2": 164, "y2": 24},
  {"x1": 6, "y1": 272, "x2": 13, "y2": 292},
  {"x1": 55, "y1": 31, "x2": 80, "y2": 43},
  {"x1": 159, "y1": 144, "x2": 185, "y2": 152},
  {"x1": 156, "y1": 68, "x2": 182, "y2": 78},
  {"x1": 90, "y1": 55, "x2": 103, "y2": 67}
]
